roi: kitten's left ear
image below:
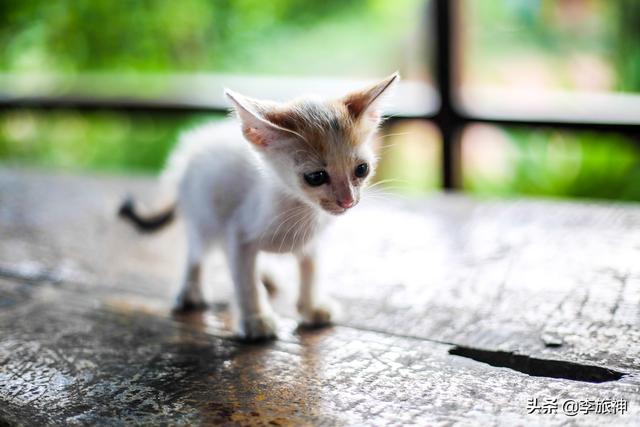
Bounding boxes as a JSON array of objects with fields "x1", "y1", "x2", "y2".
[
  {"x1": 225, "y1": 89, "x2": 298, "y2": 148},
  {"x1": 342, "y1": 72, "x2": 400, "y2": 123}
]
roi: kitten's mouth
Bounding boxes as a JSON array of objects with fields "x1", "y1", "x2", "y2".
[
  {"x1": 326, "y1": 207, "x2": 347, "y2": 215},
  {"x1": 323, "y1": 202, "x2": 358, "y2": 215}
]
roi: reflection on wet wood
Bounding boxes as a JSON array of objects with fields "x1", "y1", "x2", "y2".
[{"x1": 1, "y1": 169, "x2": 639, "y2": 425}]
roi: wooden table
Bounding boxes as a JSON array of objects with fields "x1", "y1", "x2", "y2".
[{"x1": 1, "y1": 169, "x2": 638, "y2": 426}]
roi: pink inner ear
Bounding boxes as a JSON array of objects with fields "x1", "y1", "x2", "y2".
[
  {"x1": 243, "y1": 126, "x2": 269, "y2": 147},
  {"x1": 346, "y1": 100, "x2": 381, "y2": 125},
  {"x1": 344, "y1": 91, "x2": 384, "y2": 123},
  {"x1": 343, "y1": 73, "x2": 398, "y2": 121},
  {"x1": 344, "y1": 96, "x2": 368, "y2": 119}
]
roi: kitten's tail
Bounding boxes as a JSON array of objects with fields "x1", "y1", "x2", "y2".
[{"x1": 118, "y1": 196, "x2": 176, "y2": 233}]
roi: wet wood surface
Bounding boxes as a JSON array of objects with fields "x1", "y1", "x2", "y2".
[{"x1": 1, "y1": 168, "x2": 639, "y2": 426}]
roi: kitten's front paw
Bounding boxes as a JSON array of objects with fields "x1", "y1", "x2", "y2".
[
  {"x1": 299, "y1": 299, "x2": 340, "y2": 327},
  {"x1": 238, "y1": 313, "x2": 277, "y2": 342}
]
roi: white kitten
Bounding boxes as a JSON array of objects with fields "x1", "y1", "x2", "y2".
[{"x1": 120, "y1": 73, "x2": 399, "y2": 341}]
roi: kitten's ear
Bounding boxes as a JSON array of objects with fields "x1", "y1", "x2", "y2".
[
  {"x1": 342, "y1": 72, "x2": 399, "y2": 122},
  {"x1": 225, "y1": 89, "x2": 294, "y2": 148}
]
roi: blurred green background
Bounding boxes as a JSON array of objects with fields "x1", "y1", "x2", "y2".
[{"x1": 0, "y1": 0, "x2": 639, "y2": 200}]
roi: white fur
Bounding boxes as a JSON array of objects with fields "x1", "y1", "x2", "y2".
[
  {"x1": 153, "y1": 74, "x2": 398, "y2": 340},
  {"x1": 168, "y1": 119, "x2": 333, "y2": 339}
]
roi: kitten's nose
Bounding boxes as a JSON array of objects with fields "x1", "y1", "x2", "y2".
[{"x1": 337, "y1": 196, "x2": 355, "y2": 209}]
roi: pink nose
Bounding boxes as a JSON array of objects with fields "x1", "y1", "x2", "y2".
[{"x1": 337, "y1": 197, "x2": 355, "y2": 209}]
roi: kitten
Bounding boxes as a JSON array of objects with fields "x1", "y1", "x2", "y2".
[{"x1": 119, "y1": 73, "x2": 399, "y2": 341}]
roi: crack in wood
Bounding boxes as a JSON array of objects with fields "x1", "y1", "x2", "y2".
[
  {"x1": 609, "y1": 271, "x2": 629, "y2": 318},
  {"x1": 449, "y1": 345, "x2": 627, "y2": 383}
]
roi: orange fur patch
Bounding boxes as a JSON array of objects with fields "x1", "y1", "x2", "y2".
[{"x1": 243, "y1": 126, "x2": 268, "y2": 147}]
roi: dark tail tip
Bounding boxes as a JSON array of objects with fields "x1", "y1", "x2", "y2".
[
  {"x1": 118, "y1": 195, "x2": 175, "y2": 233},
  {"x1": 118, "y1": 196, "x2": 136, "y2": 219}
]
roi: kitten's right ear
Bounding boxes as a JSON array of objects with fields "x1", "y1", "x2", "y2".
[
  {"x1": 225, "y1": 89, "x2": 294, "y2": 148},
  {"x1": 342, "y1": 72, "x2": 399, "y2": 123}
]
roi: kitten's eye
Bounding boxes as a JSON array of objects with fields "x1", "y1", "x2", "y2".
[
  {"x1": 303, "y1": 170, "x2": 329, "y2": 187},
  {"x1": 354, "y1": 163, "x2": 369, "y2": 178}
]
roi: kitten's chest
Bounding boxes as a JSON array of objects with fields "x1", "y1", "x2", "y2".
[{"x1": 258, "y1": 204, "x2": 324, "y2": 253}]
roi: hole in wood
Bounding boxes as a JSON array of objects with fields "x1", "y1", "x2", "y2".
[{"x1": 449, "y1": 346, "x2": 626, "y2": 383}]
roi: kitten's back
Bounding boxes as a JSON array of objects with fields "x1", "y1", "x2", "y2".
[
  {"x1": 161, "y1": 119, "x2": 246, "y2": 188},
  {"x1": 162, "y1": 119, "x2": 259, "y2": 227}
]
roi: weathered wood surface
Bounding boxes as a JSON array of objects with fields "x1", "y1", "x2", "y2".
[{"x1": 1, "y1": 168, "x2": 639, "y2": 426}]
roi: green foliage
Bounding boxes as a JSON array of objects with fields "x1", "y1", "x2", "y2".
[
  {"x1": 0, "y1": 0, "x2": 421, "y2": 77},
  {"x1": 464, "y1": 128, "x2": 640, "y2": 202},
  {"x1": 0, "y1": 110, "x2": 215, "y2": 172},
  {"x1": 0, "y1": 0, "x2": 638, "y2": 203},
  {"x1": 614, "y1": 0, "x2": 640, "y2": 91},
  {"x1": 465, "y1": 0, "x2": 640, "y2": 91},
  {"x1": 457, "y1": 0, "x2": 640, "y2": 201}
]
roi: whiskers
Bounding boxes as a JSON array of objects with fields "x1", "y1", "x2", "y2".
[
  {"x1": 287, "y1": 207, "x2": 318, "y2": 252},
  {"x1": 363, "y1": 178, "x2": 411, "y2": 204},
  {"x1": 258, "y1": 205, "x2": 303, "y2": 247},
  {"x1": 278, "y1": 206, "x2": 313, "y2": 252},
  {"x1": 257, "y1": 203, "x2": 318, "y2": 252}
]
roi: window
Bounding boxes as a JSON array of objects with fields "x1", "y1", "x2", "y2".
[{"x1": 1, "y1": 0, "x2": 638, "y2": 201}]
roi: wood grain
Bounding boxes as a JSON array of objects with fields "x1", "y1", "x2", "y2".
[{"x1": 1, "y1": 168, "x2": 638, "y2": 425}]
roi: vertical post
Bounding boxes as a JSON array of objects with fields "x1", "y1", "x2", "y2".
[{"x1": 434, "y1": 0, "x2": 462, "y2": 190}]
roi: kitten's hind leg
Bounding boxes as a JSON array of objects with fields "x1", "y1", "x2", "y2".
[
  {"x1": 260, "y1": 271, "x2": 278, "y2": 298},
  {"x1": 173, "y1": 263, "x2": 207, "y2": 312},
  {"x1": 297, "y1": 251, "x2": 339, "y2": 327},
  {"x1": 173, "y1": 229, "x2": 208, "y2": 313}
]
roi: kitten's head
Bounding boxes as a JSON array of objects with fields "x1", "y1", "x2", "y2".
[{"x1": 226, "y1": 73, "x2": 398, "y2": 215}]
